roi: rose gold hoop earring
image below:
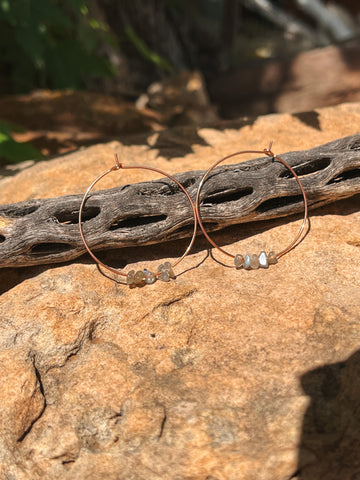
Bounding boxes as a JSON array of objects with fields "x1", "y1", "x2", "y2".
[
  {"x1": 79, "y1": 154, "x2": 197, "y2": 286},
  {"x1": 195, "y1": 143, "x2": 308, "y2": 270}
]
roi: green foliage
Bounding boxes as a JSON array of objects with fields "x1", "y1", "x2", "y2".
[
  {"x1": 0, "y1": 0, "x2": 116, "y2": 92},
  {"x1": 0, "y1": 121, "x2": 42, "y2": 164},
  {"x1": 124, "y1": 26, "x2": 173, "y2": 72}
]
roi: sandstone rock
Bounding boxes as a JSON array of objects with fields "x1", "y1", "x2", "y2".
[
  {"x1": 209, "y1": 41, "x2": 360, "y2": 117},
  {"x1": 0, "y1": 349, "x2": 45, "y2": 443},
  {"x1": 0, "y1": 103, "x2": 359, "y2": 479}
]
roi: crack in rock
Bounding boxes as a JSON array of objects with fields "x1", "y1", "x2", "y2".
[{"x1": 17, "y1": 357, "x2": 46, "y2": 443}]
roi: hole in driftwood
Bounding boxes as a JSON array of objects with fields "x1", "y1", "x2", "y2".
[
  {"x1": 203, "y1": 187, "x2": 253, "y2": 205},
  {"x1": 137, "y1": 185, "x2": 165, "y2": 196},
  {"x1": 0, "y1": 235, "x2": 5, "y2": 243},
  {"x1": 56, "y1": 206, "x2": 101, "y2": 224},
  {"x1": 180, "y1": 177, "x2": 197, "y2": 189},
  {"x1": 349, "y1": 139, "x2": 360, "y2": 151},
  {"x1": 110, "y1": 214, "x2": 167, "y2": 230},
  {"x1": 30, "y1": 243, "x2": 72, "y2": 255},
  {"x1": 256, "y1": 195, "x2": 304, "y2": 213},
  {"x1": 327, "y1": 169, "x2": 360, "y2": 184},
  {"x1": 170, "y1": 224, "x2": 197, "y2": 237},
  {"x1": 3, "y1": 205, "x2": 39, "y2": 217},
  {"x1": 279, "y1": 157, "x2": 331, "y2": 178},
  {"x1": 138, "y1": 181, "x2": 179, "y2": 197}
]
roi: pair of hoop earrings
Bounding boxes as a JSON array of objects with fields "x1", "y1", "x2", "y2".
[{"x1": 79, "y1": 144, "x2": 308, "y2": 286}]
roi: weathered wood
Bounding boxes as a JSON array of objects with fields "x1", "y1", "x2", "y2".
[{"x1": 0, "y1": 134, "x2": 360, "y2": 268}]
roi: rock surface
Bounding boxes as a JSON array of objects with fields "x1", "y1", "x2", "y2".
[
  {"x1": 0, "y1": 103, "x2": 360, "y2": 480},
  {"x1": 210, "y1": 41, "x2": 360, "y2": 118}
]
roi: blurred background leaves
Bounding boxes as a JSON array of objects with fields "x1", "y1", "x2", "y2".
[
  {"x1": 0, "y1": 0, "x2": 115, "y2": 92},
  {"x1": 0, "y1": 120, "x2": 42, "y2": 164}
]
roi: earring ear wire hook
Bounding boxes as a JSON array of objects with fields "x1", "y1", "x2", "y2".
[
  {"x1": 195, "y1": 143, "x2": 309, "y2": 269},
  {"x1": 79, "y1": 153, "x2": 198, "y2": 286}
]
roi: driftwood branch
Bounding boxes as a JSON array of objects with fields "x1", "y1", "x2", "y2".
[{"x1": 0, "y1": 134, "x2": 360, "y2": 268}]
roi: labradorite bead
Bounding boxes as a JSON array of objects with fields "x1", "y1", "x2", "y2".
[
  {"x1": 144, "y1": 269, "x2": 156, "y2": 284},
  {"x1": 163, "y1": 261, "x2": 176, "y2": 279},
  {"x1": 244, "y1": 254, "x2": 252, "y2": 270},
  {"x1": 126, "y1": 270, "x2": 135, "y2": 285},
  {"x1": 251, "y1": 254, "x2": 260, "y2": 269},
  {"x1": 134, "y1": 270, "x2": 145, "y2": 285},
  {"x1": 234, "y1": 254, "x2": 244, "y2": 269},
  {"x1": 268, "y1": 251, "x2": 278, "y2": 265},
  {"x1": 259, "y1": 251, "x2": 268, "y2": 268},
  {"x1": 158, "y1": 269, "x2": 170, "y2": 282}
]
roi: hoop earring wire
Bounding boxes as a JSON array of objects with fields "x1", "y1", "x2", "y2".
[
  {"x1": 79, "y1": 154, "x2": 198, "y2": 285},
  {"x1": 195, "y1": 143, "x2": 308, "y2": 269}
]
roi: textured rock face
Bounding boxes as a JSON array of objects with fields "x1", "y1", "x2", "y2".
[
  {"x1": 209, "y1": 42, "x2": 360, "y2": 118},
  {"x1": 0, "y1": 103, "x2": 360, "y2": 479}
]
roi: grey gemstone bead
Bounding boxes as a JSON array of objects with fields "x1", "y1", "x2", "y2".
[
  {"x1": 234, "y1": 254, "x2": 244, "y2": 269},
  {"x1": 259, "y1": 251, "x2": 269, "y2": 268},
  {"x1": 126, "y1": 270, "x2": 135, "y2": 285},
  {"x1": 268, "y1": 251, "x2": 278, "y2": 265},
  {"x1": 144, "y1": 269, "x2": 156, "y2": 284},
  {"x1": 244, "y1": 254, "x2": 252, "y2": 270},
  {"x1": 158, "y1": 269, "x2": 170, "y2": 282},
  {"x1": 163, "y1": 261, "x2": 176, "y2": 279},
  {"x1": 134, "y1": 270, "x2": 145, "y2": 285},
  {"x1": 251, "y1": 254, "x2": 260, "y2": 269}
]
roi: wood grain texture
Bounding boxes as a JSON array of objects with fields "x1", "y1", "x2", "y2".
[{"x1": 0, "y1": 134, "x2": 360, "y2": 268}]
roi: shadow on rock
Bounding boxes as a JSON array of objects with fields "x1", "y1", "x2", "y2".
[
  {"x1": 118, "y1": 116, "x2": 256, "y2": 161},
  {"x1": 296, "y1": 349, "x2": 360, "y2": 479}
]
